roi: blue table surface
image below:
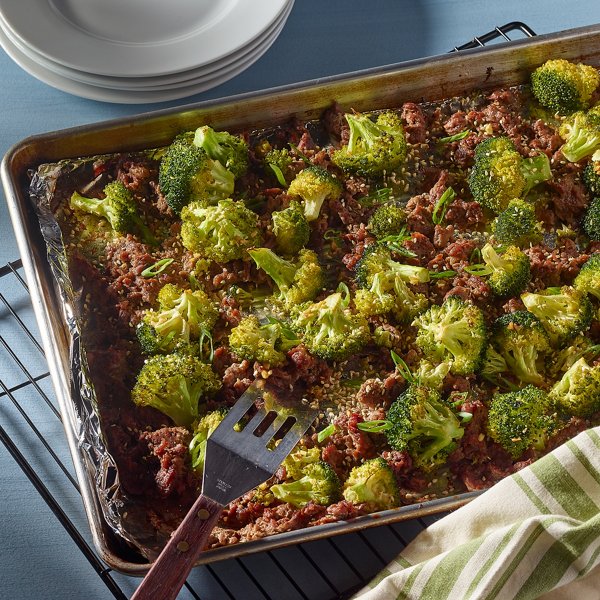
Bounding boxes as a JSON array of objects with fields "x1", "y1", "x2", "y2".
[{"x1": 1, "y1": 2, "x2": 599, "y2": 599}]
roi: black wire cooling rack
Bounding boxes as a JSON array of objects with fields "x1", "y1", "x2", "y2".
[{"x1": 0, "y1": 22, "x2": 536, "y2": 600}]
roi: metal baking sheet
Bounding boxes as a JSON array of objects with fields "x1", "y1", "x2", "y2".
[{"x1": 3, "y1": 23, "x2": 600, "y2": 575}]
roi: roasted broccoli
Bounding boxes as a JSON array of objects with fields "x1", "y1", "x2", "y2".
[
  {"x1": 480, "y1": 243, "x2": 531, "y2": 298},
  {"x1": 270, "y1": 461, "x2": 341, "y2": 507},
  {"x1": 487, "y1": 385, "x2": 556, "y2": 459},
  {"x1": 136, "y1": 284, "x2": 218, "y2": 354},
  {"x1": 291, "y1": 285, "x2": 370, "y2": 361},
  {"x1": 367, "y1": 203, "x2": 406, "y2": 239},
  {"x1": 331, "y1": 110, "x2": 408, "y2": 177},
  {"x1": 582, "y1": 196, "x2": 600, "y2": 241},
  {"x1": 468, "y1": 137, "x2": 552, "y2": 213},
  {"x1": 281, "y1": 445, "x2": 322, "y2": 480},
  {"x1": 549, "y1": 357, "x2": 600, "y2": 417},
  {"x1": 228, "y1": 315, "x2": 292, "y2": 366},
  {"x1": 385, "y1": 385, "x2": 464, "y2": 472},
  {"x1": 193, "y1": 125, "x2": 249, "y2": 178},
  {"x1": 271, "y1": 200, "x2": 310, "y2": 255},
  {"x1": 342, "y1": 457, "x2": 400, "y2": 511},
  {"x1": 180, "y1": 198, "x2": 263, "y2": 262},
  {"x1": 583, "y1": 156, "x2": 600, "y2": 195},
  {"x1": 546, "y1": 334, "x2": 600, "y2": 378},
  {"x1": 521, "y1": 285, "x2": 593, "y2": 348},
  {"x1": 480, "y1": 344, "x2": 509, "y2": 384},
  {"x1": 491, "y1": 311, "x2": 550, "y2": 386},
  {"x1": 558, "y1": 105, "x2": 600, "y2": 163},
  {"x1": 491, "y1": 199, "x2": 543, "y2": 247},
  {"x1": 287, "y1": 165, "x2": 343, "y2": 221},
  {"x1": 354, "y1": 244, "x2": 429, "y2": 321},
  {"x1": 189, "y1": 408, "x2": 227, "y2": 471},
  {"x1": 158, "y1": 134, "x2": 235, "y2": 213},
  {"x1": 412, "y1": 296, "x2": 487, "y2": 376},
  {"x1": 248, "y1": 247, "x2": 323, "y2": 309},
  {"x1": 413, "y1": 360, "x2": 451, "y2": 392},
  {"x1": 70, "y1": 181, "x2": 155, "y2": 244},
  {"x1": 265, "y1": 147, "x2": 296, "y2": 187},
  {"x1": 131, "y1": 352, "x2": 221, "y2": 428},
  {"x1": 574, "y1": 254, "x2": 600, "y2": 299},
  {"x1": 531, "y1": 59, "x2": 600, "y2": 115}
]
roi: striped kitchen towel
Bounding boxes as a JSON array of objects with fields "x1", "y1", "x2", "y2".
[{"x1": 352, "y1": 426, "x2": 600, "y2": 600}]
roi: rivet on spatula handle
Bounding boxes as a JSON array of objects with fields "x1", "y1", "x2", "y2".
[{"x1": 131, "y1": 494, "x2": 222, "y2": 600}]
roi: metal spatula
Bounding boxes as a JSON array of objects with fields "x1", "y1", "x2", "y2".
[{"x1": 132, "y1": 382, "x2": 317, "y2": 600}]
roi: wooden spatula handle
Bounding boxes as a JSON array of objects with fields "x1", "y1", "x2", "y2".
[{"x1": 132, "y1": 494, "x2": 222, "y2": 600}]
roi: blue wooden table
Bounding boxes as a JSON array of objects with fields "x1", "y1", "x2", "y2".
[{"x1": 1, "y1": 2, "x2": 599, "y2": 598}]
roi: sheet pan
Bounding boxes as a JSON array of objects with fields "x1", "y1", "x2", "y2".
[{"x1": 3, "y1": 23, "x2": 600, "y2": 574}]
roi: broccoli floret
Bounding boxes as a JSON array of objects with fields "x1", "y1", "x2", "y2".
[
  {"x1": 248, "y1": 247, "x2": 323, "y2": 309},
  {"x1": 70, "y1": 181, "x2": 155, "y2": 245},
  {"x1": 158, "y1": 135, "x2": 235, "y2": 213},
  {"x1": 487, "y1": 385, "x2": 556, "y2": 459},
  {"x1": 413, "y1": 296, "x2": 487, "y2": 376},
  {"x1": 354, "y1": 245, "x2": 429, "y2": 321},
  {"x1": 547, "y1": 335, "x2": 600, "y2": 378},
  {"x1": 281, "y1": 445, "x2": 322, "y2": 480},
  {"x1": 531, "y1": 59, "x2": 600, "y2": 115},
  {"x1": 468, "y1": 137, "x2": 552, "y2": 213},
  {"x1": 582, "y1": 157, "x2": 600, "y2": 195},
  {"x1": 189, "y1": 408, "x2": 227, "y2": 471},
  {"x1": 413, "y1": 360, "x2": 451, "y2": 392},
  {"x1": 481, "y1": 243, "x2": 531, "y2": 298},
  {"x1": 521, "y1": 286, "x2": 593, "y2": 348},
  {"x1": 265, "y1": 148, "x2": 296, "y2": 187},
  {"x1": 287, "y1": 165, "x2": 343, "y2": 221},
  {"x1": 549, "y1": 357, "x2": 600, "y2": 417},
  {"x1": 559, "y1": 106, "x2": 600, "y2": 162},
  {"x1": 271, "y1": 200, "x2": 311, "y2": 256},
  {"x1": 574, "y1": 254, "x2": 600, "y2": 299},
  {"x1": 270, "y1": 461, "x2": 341, "y2": 507},
  {"x1": 291, "y1": 286, "x2": 370, "y2": 361},
  {"x1": 342, "y1": 457, "x2": 399, "y2": 511},
  {"x1": 480, "y1": 344, "x2": 509, "y2": 383},
  {"x1": 131, "y1": 352, "x2": 221, "y2": 428},
  {"x1": 582, "y1": 196, "x2": 600, "y2": 241},
  {"x1": 491, "y1": 199, "x2": 543, "y2": 247},
  {"x1": 491, "y1": 311, "x2": 550, "y2": 386},
  {"x1": 136, "y1": 284, "x2": 218, "y2": 354},
  {"x1": 228, "y1": 315, "x2": 288, "y2": 366},
  {"x1": 331, "y1": 110, "x2": 408, "y2": 177},
  {"x1": 385, "y1": 385, "x2": 464, "y2": 472},
  {"x1": 367, "y1": 204, "x2": 406, "y2": 239},
  {"x1": 180, "y1": 198, "x2": 263, "y2": 262},
  {"x1": 193, "y1": 125, "x2": 249, "y2": 178}
]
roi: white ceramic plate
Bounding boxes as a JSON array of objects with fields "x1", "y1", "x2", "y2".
[
  {"x1": 0, "y1": 1, "x2": 292, "y2": 91},
  {"x1": 0, "y1": 12, "x2": 288, "y2": 103},
  {"x1": 0, "y1": 0, "x2": 289, "y2": 77}
]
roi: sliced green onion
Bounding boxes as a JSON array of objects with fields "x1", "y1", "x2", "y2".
[
  {"x1": 324, "y1": 228, "x2": 342, "y2": 241},
  {"x1": 458, "y1": 412, "x2": 473, "y2": 423},
  {"x1": 438, "y1": 130, "x2": 471, "y2": 144},
  {"x1": 379, "y1": 227, "x2": 416, "y2": 257},
  {"x1": 317, "y1": 423, "x2": 336, "y2": 443},
  {"x1": 429, "y1": 269, "x2": 457, "y2": 279},
  {"x1": 288, "y1": 142, "x2": 311, "y2": 164},
  {"x1": 470, "y1": 247, "x2": 482, "y2": 264},
  {"x1": 268, "y1": 163, "x2": 288, "y2": 187},
  {"x1": 432, "y1": 187, "x2": 457, "y2": 225},
  {"x1": 141, "y1": 258, "x2": 174, "y2": 278},
  {"x1": 360, "y1": 187, "x2": 392, "y2": 206},
  {"x1": 337, "y1": 281, "x2": 351, "y2": 307},
  {"x1": 342, "y1": 378, "x2": 364, "y2": 388},
  {"x1": 199, "y1": 329, "x2": 214, "y2": 363},
  {"x1": 451, "y1": 392, "x2": 469, "y2": 407},
  {"x1": 357, "y1": 419, "x2": 393, "y2": 433},
  {"x1": 464, "y1": 263, "x2": 493, "y2": 276},
  {"x1": 391, "y1": 350, "x2": 416, "y2": 385}
]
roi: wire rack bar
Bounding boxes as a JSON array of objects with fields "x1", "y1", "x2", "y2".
[{"x1": 0, "y1": 22, "x2": 537, "y2": 599}]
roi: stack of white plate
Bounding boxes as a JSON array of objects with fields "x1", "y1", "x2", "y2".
[{"x1": 0, "y1": 0, "x2": 294, "y2": 103}]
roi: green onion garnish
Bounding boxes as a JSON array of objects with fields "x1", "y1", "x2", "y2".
[
  {"x1": 141, "y1": 258, "x2": 174, "y2": 278},
  {"x1": 268, "y1": 163, "x2": 288, "y2": 187},
  {"x1": 438, "y1": 130, "x2": 471, "y2": 144},
  {"x1": 432, "y1": 187, "x2": 457, "y2": 225},
  {"x1": 317, "y1": 423, "x2": 336, "y2": 443},
  {"x1": 464, "y1": 263, "x2": 493, "y2": 276},
  {"x1": 458, "y1": 412, "x2": 473, "y2": 423},
  {"x1": 391, "y1": 350, "x2": 416, "y2": 385},
  {"x1": 429, "y1": 270, "x2": 457, "y2": 279},
  {"x1": 288, "y1": 142, "x2": 311, "y2": 164},
  {"x1": 357, "y1": 419, "x2": 393, "y2": 433}
]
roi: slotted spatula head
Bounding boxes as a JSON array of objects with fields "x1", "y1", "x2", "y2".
[{"x1": 203, "y1": 381, "x2": 318, "y2": 505}]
